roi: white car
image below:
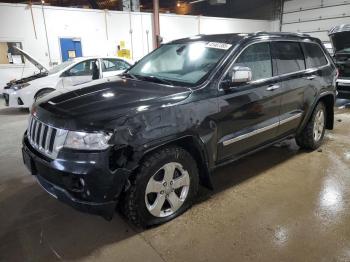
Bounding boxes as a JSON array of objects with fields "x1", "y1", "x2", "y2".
[{"x1": 2, "y1": 47, "x2": 132, "y2": 108}]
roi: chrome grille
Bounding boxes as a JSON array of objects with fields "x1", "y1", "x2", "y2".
[{"x1": 27, "y1": 116, "x2": 68, "y2": 159}]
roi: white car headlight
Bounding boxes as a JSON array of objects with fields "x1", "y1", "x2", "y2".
[
  {"x1": 64, "y1": 131, "x2": 112, "y2": 150},
  {"x1": 13, "y1": 82, "x2": 30, "y2": 90}
]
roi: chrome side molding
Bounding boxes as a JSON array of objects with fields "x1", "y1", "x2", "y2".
[{"x1": 222, "y1": 113, "x2": 303, "y2": 146}]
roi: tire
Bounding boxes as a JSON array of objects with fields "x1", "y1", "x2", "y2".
[
  {"x1": 296, "y1": 102, "x2": 326, "y2": 150},
  {"x1": 122, "y1": 146, "x2": 199, "y2": 227},
  {"x1": 35, "y1": 89, "x2": 53, "y2": 102}
]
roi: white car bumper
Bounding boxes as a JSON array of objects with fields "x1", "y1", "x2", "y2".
[
  {"x1": 2, "y1": 89, "x2": 32, "y2": 108},
  {"x1": 337, "y1": 78, "x2": 350, "y2": 86}
]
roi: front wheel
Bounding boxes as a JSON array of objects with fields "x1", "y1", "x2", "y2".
[
  {"x1": 122, "y1": 146, "x2": 199, "y2": 227},
  {"x1": 296, "y1": 102, "x2": 326, "y2": 150}
]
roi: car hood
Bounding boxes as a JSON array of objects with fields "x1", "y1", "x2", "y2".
[
  {"x1": 13, "y1": 46, "x2": 48, "y2": 72},
  {"x1": 329, "y1": 31, "x2": 350, "y2": 55},
  {"x1": 4, "y1": 72, "x2": 48, "y2": 89},
  {"x1": 35, "y1": 77, "x2": 192, "y2": 130}
]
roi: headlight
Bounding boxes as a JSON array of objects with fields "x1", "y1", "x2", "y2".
[
  {"x1": 64, "y1": 131, "x2": 112, "y2": 150},
  {"x1": 13, "y1": 82, "x2": 30, "y2": 90}
]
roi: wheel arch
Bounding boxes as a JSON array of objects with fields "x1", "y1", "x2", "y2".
[
  {"x1": 298, "y1": 92, "x2": 335, "y2": 134},
  {"x1": 319, "y1": 94, "x2": 335, "y2": 130},
  {"x1": 139, "y1": 135, "x2": 213, "y2": 189},
  {"x1": 34, "y1": 87, "x2": 55, "y2": 99}
]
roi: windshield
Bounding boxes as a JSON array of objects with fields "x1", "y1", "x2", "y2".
[
  {"x1": 128, "y1": 41, "x2": 231, "y2": 86},
  {"x1": 48, "y1": 60, "x2": 76, "y2": 75}
]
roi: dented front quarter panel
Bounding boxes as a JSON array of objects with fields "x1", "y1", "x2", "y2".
[{"x1": 107, "y1": 86, "x2": 220, "y2": 171}]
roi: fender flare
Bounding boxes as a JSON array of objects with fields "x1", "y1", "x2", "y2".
[
  {"x1": 134, "y1": 134, "x2": 214, "y2": 189},
  {"x1": 297, "y1": 91, "x2": 335, "y2": 134}
]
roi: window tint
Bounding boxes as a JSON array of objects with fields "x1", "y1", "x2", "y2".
[
  {"x1": 234, "y1": 42, "x2": 272, "y2": 81},
  {"x1": 102, "y1": 59, "x2": 129, "y2": 72},
  {"x1": 271, "y1": 42, "x2": 305, "y2": 75},
  {"x1": 302, "y1": 42, "x2": 328, "y2": 68}
]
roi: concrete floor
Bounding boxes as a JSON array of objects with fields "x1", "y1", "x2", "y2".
[{"x1": 0, "y1": 98, "x2": 350, "y2": 262}]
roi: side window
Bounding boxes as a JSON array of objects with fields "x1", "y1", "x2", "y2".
[
  {"x1": 271, "y1": 42, "x2": 305, "y2": 75},
  {"x1": 66, "y1": 59, "x2": 99, "y2": 77},
  {"x1": 102, "y1": 59, "x2": 129, "y2": 72},
  {"x1": 302, "y1": 42, "x2": 328, "y2": 68},
  {"x1": 234, "y1": 42, "x2": 272, "y2": 81}
]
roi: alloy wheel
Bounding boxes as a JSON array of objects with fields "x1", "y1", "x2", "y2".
[
  {"x1": 313, "y1": 109, "x2": 325, "y2": 142},
  {"x1": 145, "y1": 162, "x2": 190, "y2": 218}
]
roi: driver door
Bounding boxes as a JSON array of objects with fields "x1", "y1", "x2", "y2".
[
  {"x1": 216, "y1": 41, "x2": 284, "y2": 161},
  {"x1": 61, "y1": 59, "x2": 100, "y2": 87}
]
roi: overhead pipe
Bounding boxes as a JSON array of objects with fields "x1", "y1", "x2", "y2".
[
  {"x1": 129, "y1": 11, "x2": 134, "y2": 60},
  {"x1": 279, "y1": 0, "x2": 284, "y2": 32},
  {"x1": 41, "y1": 2, "x2": 52, "y2": 66},
  {"x1": 28, "y1": 4, "x2": 38, "y2": 39}
]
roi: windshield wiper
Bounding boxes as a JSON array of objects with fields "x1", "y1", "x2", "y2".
[{"x1": 134, "y1": 75, "x2": 173, "y2": 86}]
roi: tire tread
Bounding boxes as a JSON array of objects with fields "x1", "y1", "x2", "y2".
[
  {"x1": 296, "y1": 102, "x2": 326, "y2": 150},
  {"x1": 122, "y1": 146, "x2": 198, "y2": 227}
]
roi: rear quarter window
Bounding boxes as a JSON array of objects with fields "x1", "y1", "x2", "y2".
[
  {"x1": 302, "y1": 42, "x2": 328, "y2": 68},
  {"x1": 271, "y1": 41, "x2": 305, "y2": 75}
]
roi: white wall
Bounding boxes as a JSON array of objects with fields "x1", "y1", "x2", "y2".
[
  {"x1": 160, "y1": 14, "x2": 278, "y2": 43},
  {"x1": 281, "y1": 0, "x2": 350, "y2": 42},
  {"x1": 0, "y1": 3, "x2": 277, "y2": 91}
]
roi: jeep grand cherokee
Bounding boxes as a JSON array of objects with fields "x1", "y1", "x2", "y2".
[{"x1": 22, "y1": 32, "x2": 337, "y2": 227}]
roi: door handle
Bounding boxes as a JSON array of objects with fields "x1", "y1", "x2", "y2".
[
  {"x1": 306, "y1": 75, "x2": 316, "y2": 80},
  {"x1": 266, "y1": 85, "x2": 280, "y2": 91}
]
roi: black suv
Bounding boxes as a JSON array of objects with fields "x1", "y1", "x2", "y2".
[{"x1": 22, "y1": 32, "x2": 336, "y2": 227}]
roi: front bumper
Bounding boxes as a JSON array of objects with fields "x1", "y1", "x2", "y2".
[
  {"x1": 2, "y1": 89, "x2": 30, "y2": 108},
  {"x1": 22, "y1": 134, "x2": 131, "y2": 220},
  {"x1": 337, "y1": 79, "x2": 350, "y2": 99}
]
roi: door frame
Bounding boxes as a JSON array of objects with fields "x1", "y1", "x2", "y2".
[
  {"x1": 215, "y1": 40, "x2": 282, "y2": 161},
  {"x1": 58, "y1": 36, "x2": 83, "y2": 63}
]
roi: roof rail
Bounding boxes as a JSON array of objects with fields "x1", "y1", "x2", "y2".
[{"x1": 253, "y1": 31, "x2": 311, "y2": 37}]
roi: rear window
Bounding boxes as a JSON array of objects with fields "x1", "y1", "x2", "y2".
[
  {"x1": 271, "y1": 42, "x2": 305, "y2": 75},
  {"x1": 302, "y1": 42, "x2": 328, "y2": 68}
]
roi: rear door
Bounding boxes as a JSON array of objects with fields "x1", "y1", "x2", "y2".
[
  {"x1": 216, "y1": 41, "x2": 284, "y2": 161},
  {"x1": 101, "y1": 58, "x2": 130, "y2": 78},
  {"x1": 301, "y1": 41, "x2": 332, "y2": 94},
  {"x1": 271, "y1": 41, "x2": 309, "y2": 137}
]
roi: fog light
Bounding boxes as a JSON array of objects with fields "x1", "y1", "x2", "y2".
[{"x1": 79, "y1": 178, "x2": 85, "y2": 187}]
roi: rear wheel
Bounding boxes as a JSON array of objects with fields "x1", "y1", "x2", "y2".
[
  {"x1": 296, "y1": 102, "x2": 326, "y2": 150},
  {"x1": 122, "y1": 146, "x2": 199, "y2": 227}
]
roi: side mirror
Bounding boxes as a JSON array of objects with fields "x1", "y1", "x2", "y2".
[
  {"x1": 61, "y1": 70, "x2": 71, "y2": 77},
  {"x1": 230, "y1": 66, "x2": 252, "y2": 84},
  {"x1": 221, "y1": 66, "x2": 252, "y2": 90}
]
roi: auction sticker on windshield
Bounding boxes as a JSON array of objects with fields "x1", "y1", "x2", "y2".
[{"x1": 205, "y1": 42, "x2": 232, "y2": 50}]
